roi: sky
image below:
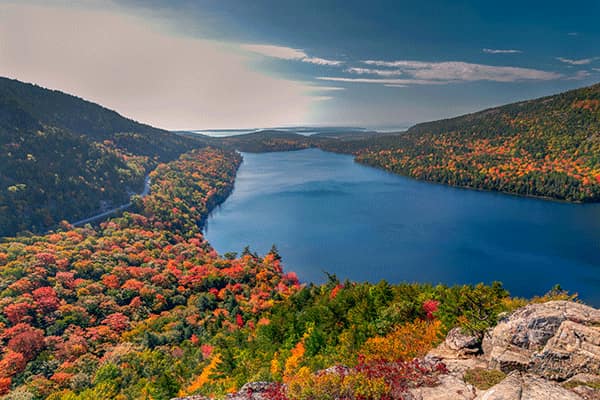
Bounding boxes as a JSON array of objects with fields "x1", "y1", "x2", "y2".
[{"x1": 0, "y1": 0, "x2": 599, "y2": 130}]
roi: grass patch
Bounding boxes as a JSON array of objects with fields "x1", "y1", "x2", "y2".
[
  {"x1": 563, "y1": 379, "x2": 600, "y2": 390},
  {"x1": 463, "y1": 368, "x2": 506, "y2": 390}
]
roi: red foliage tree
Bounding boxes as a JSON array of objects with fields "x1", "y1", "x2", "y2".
[
  {"x1": 35, "y1": 252, "x2": 56, "y2": 266},
  {"x1": 3, "y1": 301, "x2": 34, "y2": 325},
  {"x1": 4, "y1": 323, "x2": 45, "y2": 361},
  {"x1": 32, "y1": 286, "x2": 60, "y2": 313},
  {"x1": 56, "y1": 332, "x2": 88, "y2": 362},
  {"x1": 236, "y1": 313, "x2": 244, "y2": 328},
  {"x1": 0, "y1": 377, "x2": 11, "y2": 396},
  {"x1": 101, "y1": 313, "x2": 130, "y2": 333},
  {"x1": 55, "y1": 271, "x2": 75, "y2": 289},
  {"x1": 102, "y1": 274, "x2": 120, "y2": 289},
  {"x1": 423, "y1": 299, "x2": 440, "y2": 320},
  {"x1": 0, "y1": 351, "x2": 26, "y2": 378}
]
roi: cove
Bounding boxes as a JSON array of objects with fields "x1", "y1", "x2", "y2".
[{"x1": 205, "y1": 148, "x2": 600, "y2": 306}]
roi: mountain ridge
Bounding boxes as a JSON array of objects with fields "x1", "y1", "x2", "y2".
[{"x1": 0, "y1": 77, "x2": 203, "y2": 236}]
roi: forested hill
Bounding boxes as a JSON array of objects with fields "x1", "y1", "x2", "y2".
[
  {"x1": 0, "y1": 77, "x2": 203, "y2": 236},
  {"x1": 214, "y1": 130, "x2": 312, "y2": 152},
  {"x1": 0, "y1": 77, "x2": 204, "y2": 161},
  {"x1": 322, "y1": 82, "x2": 600, "y2": 202},
  {"x1": 407, "y1": 82, "x2": 600, "y2": 138}
]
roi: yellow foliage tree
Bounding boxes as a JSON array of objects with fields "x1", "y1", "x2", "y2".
[
  {"x1": 360, "y1": 320, "x2": 442, "y2": 362},
  {"x1": 180, "y1": 355, "x2": 221, "y2": 396},
  {"x1": 283, "y1": 341, "x2": 306, "y2": 382}
]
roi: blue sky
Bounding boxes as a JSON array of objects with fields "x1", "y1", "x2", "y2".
[{"x1": 1, "y1": 0, "x2": 599, "y2": 129}]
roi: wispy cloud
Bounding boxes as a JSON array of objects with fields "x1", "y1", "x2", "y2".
[
  {"x1": 593, "y1": 68, "x2": 600, "y2": 72},
  {"x1": 302, "y1": 57, "x2": 343, "y2": 66},
  {"x1": 344, "y1": 60, "x2": 562, "y2": 83},
  {"x1": 312, "y1": 96, "x2": 334, "y2": 101},
  {"x1": 556, "y1": 57, "x2": 598, "y2": 65},
  {"x1": 311, "y1": 86, "x2": 346, "y2": 91},
  {"x1": 240, "y1": 44, "x2": 305, "y2": 60},
  {"x1": 567, "y1": 32, "x2": 579, "y2": 36},
  {"x1": 566, "y1": 70, "x2": 592, "y2": 80},
  {"x1": 483, "y1": 48, "x2": 522, "y2": 54},
  {"x1": 345, "y1": 67, "x2": 404, "y2": 77},
  {"x1": 240, "y1": 44, "x2": 342, "y2": 66},
  {"x1": 316, "y1": 77, "x2": 446, "y2": 85}
]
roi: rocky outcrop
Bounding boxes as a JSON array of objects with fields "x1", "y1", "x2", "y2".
[
  {"x1": 482, "y1": 301, "x2": 600, "y2": 379},
  {"x1": 425, "y1": 301, "x2": 600, "y2": 400},
  {"x1": 427, "y1": 328, "x2": 487, "y2": 375}
]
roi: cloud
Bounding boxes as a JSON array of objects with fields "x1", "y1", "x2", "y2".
[
  {"x1": 483, "y1": 48, "x2": 522, "y2": 54},
  {"x1": 567, "y1": 70, "x2": 592, "y2": 80},
  {"x1": 317, "y1": 77, "x2": 446, "y2": 85},
  {"x1": 312, "y1": 96, "x2": 334, "y2": 101},
  {"x1": 310, "y1": 86, "x2": 345, "y2": 91},
  {"x1": 594, "y1": 68, "x2": 600, "y2": 72},
  {"x1": 0, "y1": 3, "x2": 324, "y2": 129},
  {"x1": 556, "y1": 57, "x2": 598, "y2": 65},
  {"x1": 302, "y1": 57, "x2": 343, "y2": 66},
  {"x1": 346, "y1": 67, "x2": 404, "y2": 77},
  {"x1": 240, "y1": 44, "x2": 306, "y2": 60},
  {"x1": 568, "y1": 32, "x2": 579, "y2": 36},
  {"x1": 340, "y1": 60, "x2": 562, "y2": 83},
  {"x1": 240, "y1": 44, "x2": 343, "y2": 66}
]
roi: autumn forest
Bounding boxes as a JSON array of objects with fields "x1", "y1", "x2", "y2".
[{"x1": 0, "y1": 78, "x2": 597, "y2": 399}]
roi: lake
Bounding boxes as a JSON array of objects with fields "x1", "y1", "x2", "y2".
[{"x1": 205, "y1": 148, "x2": 600, "y2": 305}]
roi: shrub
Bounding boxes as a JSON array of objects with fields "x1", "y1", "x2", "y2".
[
  {"x1": 463, "y1": 368, "x2": 506, "y2": 390},
  {"x1": 360, "y1": 320, "x2": 443, "y2": 362}
]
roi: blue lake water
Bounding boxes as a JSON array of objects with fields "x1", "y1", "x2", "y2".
[{"x1": 205, "y1": 148, "x2": 600, "y2": 305}]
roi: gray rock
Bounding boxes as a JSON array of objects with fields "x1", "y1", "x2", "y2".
[
  {"x1": 427, "y1": 328, "x2": 486, "y2": 375},
  {"x1": 474, "y1": 371, "x2": 522, "y2": 399},
  {"x1": 445, "y1": 327, "x2": 482, "y2": 355},
  {"x1": 171, "y1": 382, "x2": 282, "y2": 400},
  {"x1": 226, "y1": 382, "x2": 283, "y2": 400},
  {"x1": 475, "y1": 371, "x2": 584, "y2": 400},
  {"x1": 425, "y1": 351, "x2": 487, "y2": 376},
  {"x1": 483, "y1": 301, "x2": 600, "y2": 376},
  {"x1": 532, "y1": 320, "x2": 600, "y2": 380},
  {"x1": 570, "y1": 385, "x2": 600, "y2": 400},
  {"x1": 564, "y1": 374, "x2": 600, "y2": 400},
  {"x1": 408, "y1": 374, "x2": 477, "y2": 400}
]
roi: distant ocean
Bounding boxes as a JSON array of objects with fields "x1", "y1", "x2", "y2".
[{"x1": 181, "y1": 126, "x2": 410, "y2": 138}]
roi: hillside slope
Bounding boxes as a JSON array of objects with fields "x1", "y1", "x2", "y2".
[
  {"x1": 0, "y1": 78, "x2": 203, "y2": 236},
  {"x1": 322, "y1": 83, "x2": 600, "y2": 201}
]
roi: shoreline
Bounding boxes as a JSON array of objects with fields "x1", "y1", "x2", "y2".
[{"x1": 353, "y1": 158, "x2": 589, "y2": 206}]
